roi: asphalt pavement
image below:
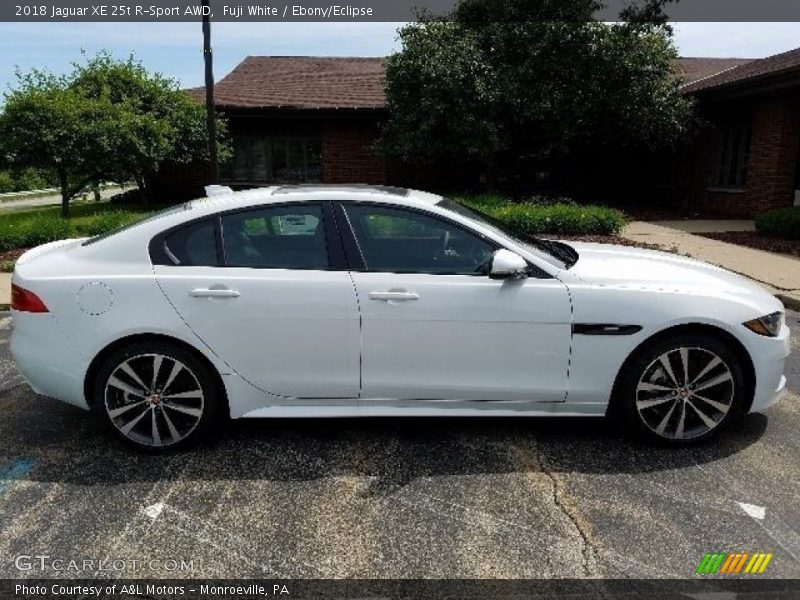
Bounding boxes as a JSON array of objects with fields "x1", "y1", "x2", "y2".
[{"x1": 0, "y1": 311, "x2": 798, "y2": 579}]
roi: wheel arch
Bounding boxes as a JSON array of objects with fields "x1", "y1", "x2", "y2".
[
  {"x1": 83, "y1": 333, "x2": 228, "y2": 411},
  {"x1": 609, "y1": 323, "x2": 756, "y2": 414}
]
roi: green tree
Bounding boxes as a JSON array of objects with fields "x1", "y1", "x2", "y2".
[
  {"x1": 70, "y1": 53, "x2": 230, "y2": 204},
  {"x1": 381, "y1": 0, "x2": 694, "y2": 182},
  {"x1": 0, "y1": 69, "x2": 117, "y2": 217},
  {"x1": 0, "y1": 53, "x2": 230, "y2": 216}
]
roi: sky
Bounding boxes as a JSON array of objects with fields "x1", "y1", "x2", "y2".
[{"x1": 1, "y1": 22, "x2": 799, "y2": 93}]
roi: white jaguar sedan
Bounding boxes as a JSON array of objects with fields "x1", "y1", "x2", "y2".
[{"x1": 10, "y1": 185, "x2": 790, "y2": 450}]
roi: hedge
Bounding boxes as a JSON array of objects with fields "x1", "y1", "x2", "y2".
[
  {"x1": 755, "y1": 206, "x2": 800, "y2": 240},
  {"x1": 456, "y1": 194, "x2": 627, "y2": 236},
  {"x1": 0, "y1": 204, "x2": 152, "y2": 252}
]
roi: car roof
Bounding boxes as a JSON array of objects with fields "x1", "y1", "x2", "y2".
[{"x1": 186, "y1": 184, "x2": 442, "y2": 213}]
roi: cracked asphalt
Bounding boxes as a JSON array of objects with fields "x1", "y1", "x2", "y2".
[{"x1": 0, "y1": 310, "x2": 798, "y2": 580}]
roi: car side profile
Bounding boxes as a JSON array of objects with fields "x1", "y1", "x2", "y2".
[{"x1": 10, "y1": 185, "x2": 790, "y2": 450}]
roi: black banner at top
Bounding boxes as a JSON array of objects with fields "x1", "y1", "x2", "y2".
[{"x1": 3, "y1": 0, "x2": 800, "y2": 22}]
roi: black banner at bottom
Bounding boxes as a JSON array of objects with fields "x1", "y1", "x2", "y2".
[{"x1": 4, "y1": 579, "x2": 800, "y2": 600}]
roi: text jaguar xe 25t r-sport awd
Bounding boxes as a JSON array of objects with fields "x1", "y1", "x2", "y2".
[{"x1": 10, "y1": 185, "x2": 790, "y2": 450}]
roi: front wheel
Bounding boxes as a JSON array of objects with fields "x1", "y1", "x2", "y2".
[
  {"x1": 94, "y1": 341, "x2": 223, "y2": 451},
  {"x1": 618, "y1": 334, "x2": 747, "y2": 445}
]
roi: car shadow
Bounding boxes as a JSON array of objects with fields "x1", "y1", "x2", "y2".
[{"x1": 1, "y1": 387, "x2": 769, "y2": 492}]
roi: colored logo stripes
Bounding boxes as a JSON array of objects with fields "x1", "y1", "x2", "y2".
[{"x1": 696, "y1": 552, "x2": 773, "y2": 574}]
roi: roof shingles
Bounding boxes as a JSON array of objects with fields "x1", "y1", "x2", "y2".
[{"x1": 197, "y1": 56, "x2": 387, "y2": 110}]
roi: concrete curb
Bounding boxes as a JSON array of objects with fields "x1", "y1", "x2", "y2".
[{"x1": 776, "y1": 294, "x2": 800, "y2": 313}]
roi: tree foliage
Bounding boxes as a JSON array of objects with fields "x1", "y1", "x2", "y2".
[
  {"x1": 0, "y1": 53, "x2": 229, "y2": 217},
  {"x1": 381, "y1": 0, "x2": 694, "y2": 176}
]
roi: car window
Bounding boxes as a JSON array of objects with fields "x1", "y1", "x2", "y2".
[
  {"x1": 343, "y1": 205, "x2": 495, "y2": 275},
  {"x1": 221, "y1": 204, "x2": 328, "y2": 269},
  {"x1": 163, "y1": 219, "x2": 218, "y2": 266}
]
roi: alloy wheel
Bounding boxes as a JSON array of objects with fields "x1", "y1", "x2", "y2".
[
  {"x1": 635, "y1": 347, "x2": 734, "y2": 440},
  {"x1": 104, "y1": 353, "x2": 205, "y2": 447}
]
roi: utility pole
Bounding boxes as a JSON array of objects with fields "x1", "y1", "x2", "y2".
[{"x1": 202, "y1": 0, "x2": 219, "y2": 183}]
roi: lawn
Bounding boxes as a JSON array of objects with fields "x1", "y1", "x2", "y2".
[{"x1": 0, "y1": 202, "x2": 156, "y2": 271}]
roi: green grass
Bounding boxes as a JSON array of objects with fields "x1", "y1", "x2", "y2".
[
  {"x1": 755, "y1": 206, "x2": 800, "y2": 240},
  {"x1": 0, "y1": 202, "x2": 156, "y2": 253},
  {"x1": 455, "y1": 193, "x2": 627, "y2": 236}
]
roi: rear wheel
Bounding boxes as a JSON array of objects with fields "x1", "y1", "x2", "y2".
[
  {"x1": 94, "y1": 341, "x2": 223, "y2": 451},
  {"x1": 618, "y1": 333, "x2": 746, "y2": 445}
]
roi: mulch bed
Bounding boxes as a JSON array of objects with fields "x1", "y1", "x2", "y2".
[
  {"x1": 0, "y1": 248, "x2": 27, "y2": 262},
  {"x1": 553, "y1": 234, "x2": 662, "y2": 251},
  {"x1": 698, "y1": 232, "x2": 800, "y2": 257}
]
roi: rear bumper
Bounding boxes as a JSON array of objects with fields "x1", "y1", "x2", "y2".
[
  {"x1": 747, "y1": 323, "x2": 791, "y2": 413},
  {"x1": 10, "y1": 311, "x2": 89, "y2": 410}
]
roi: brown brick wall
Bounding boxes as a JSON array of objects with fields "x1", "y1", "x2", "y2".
[
  {"x1": 322, "y1": 120, "x2": 387, "y2": 184},
  {"x1": 682, "y1": 90, "x2": 800, "y2": 217}
]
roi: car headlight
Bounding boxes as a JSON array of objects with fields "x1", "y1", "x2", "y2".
[{"x1": 743, "y1": 311, "x2": 784, "y2": 337}]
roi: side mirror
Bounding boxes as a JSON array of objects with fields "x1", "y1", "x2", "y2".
[{"x1": 489, "y1": 249, "x2": 528, "y2": 280}]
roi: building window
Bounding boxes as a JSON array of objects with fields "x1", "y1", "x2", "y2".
[
  {"x1": 713, "y1": 125, "x2": 751, "y2": 188},
  {"x1": 229, "y1": 136, "x2": 323, "y2": 183}
]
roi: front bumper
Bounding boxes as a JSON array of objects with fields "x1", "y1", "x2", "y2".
[{"x1": 747, "y1": 323, "x2": 791, "y2": 413}]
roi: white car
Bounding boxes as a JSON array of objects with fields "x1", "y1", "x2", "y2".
[{"x1": 10, "y1": 185, "x2": 790, "y2": 450}]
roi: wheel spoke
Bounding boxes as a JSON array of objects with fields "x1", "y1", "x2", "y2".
[
  {"x1": 659, "y1": 353, "x2": 680, "y2": 387},
  {"x1": 164, "y1": 390, "x2": 203, "y2": 400},
  {"x1": 108, "y1": 376, "x2": 146, "y2": 397},
  {"x1": 655, "y1": 400, "x2": 679, "y2": 436},
  {"x1": 151, "y1": 408, "x2": 162, "y2": 446},
  {"x1": 120, "y1": 407, "x2": 151, "y2": 435},
  {"x1": 693, "y1": 393, "x2": 730, "y2": 414},
  {"x1": 161, "y1": 406, "x2": 181, "y2": 442},
  {"x1": 163, "y1": 404, "x2": 202, "y2": 418},
  {"x1": 162, "y1": 361, "x2": 184, "y2": 396},
  {"x1": 636, "y1": 394, "x2": 675, "y2": 410},
  {"x1": 108, "y1": 402, "x2": 145, "y2": 419},
  {"x1": 637, "y1": 381, "x2": 674, "y2": 393},
  {"x1": 679, "y1": 347, "x2": 690, "y2": 386},
  {"x1": 687, "y1": 399, "x2": 718, "y2": 429},
  {"x1": 675, "y1": 402, "x2": 687, "y2": 439},
  {"x1": 152, "y1": 355, "x2": 163, "y2": 391},
  {"x1": 120, "y1": 361, "x2": 150, "y2": 393},
  {"x1": 694, "y1": 371, "x2": 732, "y2": 392},
  {"x1": 690, "y1": 356, "x2": 722, "y2": 386}
]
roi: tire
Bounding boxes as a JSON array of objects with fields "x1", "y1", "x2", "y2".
[
  {"x1": 617, "y1": 333, "x2": 747, "y2": 446},
  {"x1": 93, "y1": 340, "x2": 224, "y2": 452}
]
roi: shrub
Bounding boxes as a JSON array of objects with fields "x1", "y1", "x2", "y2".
[
  {"x1": 0, "y1": 204, "x2": 153, "y2": 251},
  {"x1": 755, "y1": 207, "x2": 800, "y2": 240},
  {"x1": 456, "y1": 195, "x2": 626, "y2": 236}
]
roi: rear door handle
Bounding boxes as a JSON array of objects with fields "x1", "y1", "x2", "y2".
[
  {"x1": 189, "y1": 288, "x2": 240, "y2": 298},
  {"x1": 369, "y1": 291, "x2": 419, "y2": 302}
]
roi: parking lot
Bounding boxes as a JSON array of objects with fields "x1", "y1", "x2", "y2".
[{"x1": 0, "y1": 310, "x2": 798, "y2": 579}]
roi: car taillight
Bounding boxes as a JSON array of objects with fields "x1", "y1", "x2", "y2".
[{"x1": 11, "y1": 284, "x2": 49, "y2": 313}]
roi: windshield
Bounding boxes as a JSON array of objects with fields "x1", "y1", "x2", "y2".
[{"x1": 435, "y1": 198, "x2": 578, "y2": 269}]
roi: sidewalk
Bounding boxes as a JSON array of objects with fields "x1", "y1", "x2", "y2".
[
  {"x1": 0, "y1": 272, "x2": 10, "y2": 310},
  {"x1": 622, "y1": 221, "x2": 800, "y2": 310}
]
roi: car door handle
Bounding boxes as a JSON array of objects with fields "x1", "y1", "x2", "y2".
[
  {"x1": 189, "y1": 288, "x2": 240, "y2": 298},
  {"x1": 369, "y1": 291, "x2": 419, "y2": 302}
]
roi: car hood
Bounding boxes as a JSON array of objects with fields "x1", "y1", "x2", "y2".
[{"x1": 563, "y1": 241, "x2": 772, "y2": 298}]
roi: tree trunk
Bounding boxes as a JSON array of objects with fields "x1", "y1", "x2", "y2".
[{"x1": 58, "y1": 170, "x2": 70, "y2": 219}]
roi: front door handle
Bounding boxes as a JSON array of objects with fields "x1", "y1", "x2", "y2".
[
  {"x1": 189, "y1": 288, "x2": 240, "y2": 298},
  {"x1": 369, "y1": 291, "x2": 419, "y2": 302}
]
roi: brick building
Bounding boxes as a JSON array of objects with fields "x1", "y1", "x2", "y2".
[{"x1": 171, "y1": 51, "x2": 800, "y2": 217}]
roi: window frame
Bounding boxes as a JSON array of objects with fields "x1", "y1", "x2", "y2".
[
  {"x1": 334, "y1": 201, "x2": 506, "y2": 277},
  {"x1": 711, "y1": 124, "x2": 752, "y2": 190},
  {"x1": 226, "y1": 135, "x2": 324, "y2": 184},
  {"x1": 149, "y1": 201, "x2": 348, "y2": 271}
]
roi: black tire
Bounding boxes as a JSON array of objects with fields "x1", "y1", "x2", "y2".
[
  {"x1": 93, "y1": 340, "x2": 224, "y2": 452},
  {"x1": 616, "y1": 333, "x2": 747, "y2": 446}
]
